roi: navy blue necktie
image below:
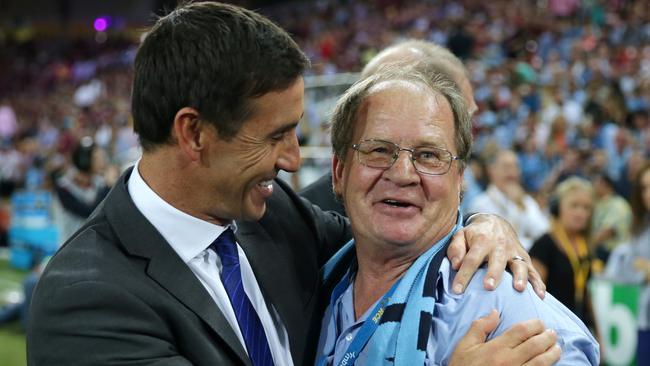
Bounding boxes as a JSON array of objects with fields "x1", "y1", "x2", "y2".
[{"x1": 211, "y1": 228, "x2": 275, "y2": 366}]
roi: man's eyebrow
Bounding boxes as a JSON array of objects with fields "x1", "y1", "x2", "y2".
[
  {"x1": 413, "y1": 135, "x2": 447, "y2": 148},
  {"x1": 268, "y1": 112, "x2": 303, "y2": 137}
]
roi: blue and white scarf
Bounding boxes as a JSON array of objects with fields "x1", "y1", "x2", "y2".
[{"x1": 321, "y1": 212, "x2": 463, "y2": 365}]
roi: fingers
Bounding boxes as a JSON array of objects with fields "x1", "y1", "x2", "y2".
[
  {"x1": 523, "y1": 344, "x2": 561, "y2": 366},
  {"x1": 492, "y1": 218, "x2": 529, "y2": 293},
  {"x1": 447, "y1": 229, "x2": 468, "y2": 270},
  {"x1": 455, "y1": 310, "x2": 500, "y2": 351},
  {"x1": 483, "y1": 240, "x2": 507, "y2": 291},
  {"x1": 506, "y1": 247, "x2": 547, "y2": 298},
  {"x1": 479, "y1": 309, "x2": 500, "y2": 335},
  {"x1": 508, "y1": 256, "x2": 529, "y2": 292},
  {"x1": 452, "y1": 242, "x2": 487, "y2": 294},
  {"x1": 514, "y1": 329, "x2": 558, "y2": 365},
  {"x1": 462, "y1": 213, "x2": 522, "y2": 293},
  {"x1": 491, "y1": 319, "x2": 546, "y2": 349},
  {"x1": 526, "y1": 262, "x2": 547, "y2": 299}
]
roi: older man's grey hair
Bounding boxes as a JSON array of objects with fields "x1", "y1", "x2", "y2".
[{"x1": 330, "y1": 65, "x2": 473, "y2": 170}]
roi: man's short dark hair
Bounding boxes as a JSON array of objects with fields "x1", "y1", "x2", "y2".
[{"x1": 132, "y1": 1, "x2": 309, "y2": 151}]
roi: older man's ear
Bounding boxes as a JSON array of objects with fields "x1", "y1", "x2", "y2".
[
  {"x1": 458, "y1": 168, "x2": 465, "y2": 202},
  {"x1": 331, "y1": 154, "x2": 346, "y2": 201}
]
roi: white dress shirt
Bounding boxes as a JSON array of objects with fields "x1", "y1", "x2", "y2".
[
  {"x1": 127, "y1": 162, "x2": 294, "y2": 366},
  {"x1": 469, "y1": 185, "x2": 549, "y2": 251}
]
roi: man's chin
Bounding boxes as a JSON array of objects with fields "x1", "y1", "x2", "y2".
[
  {"x1": 242, "y1": 202, "x2": 267, "y2": 221},
  {"x1": 372, "y1": 229, "x2": 420, "y2": 247}
]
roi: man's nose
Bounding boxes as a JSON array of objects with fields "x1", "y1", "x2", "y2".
[
  {"x1": 383, "y1": 151, "x2": 420, "y2": 185},
  {"x1": 276, "y1": 133, "x2": 301, "y2": 173}
]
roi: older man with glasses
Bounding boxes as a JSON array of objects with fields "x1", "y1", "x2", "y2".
[
  {"x1": 300, "y1": 39, "x2": 546, "y2": 297},
  {"x1": 315, "y1": 66, "x2": 599, "y2": 365}
]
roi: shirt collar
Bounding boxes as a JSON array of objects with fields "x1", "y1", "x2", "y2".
[{"x1": 127, "y1": 160, "x2": 236, "y2": 263}]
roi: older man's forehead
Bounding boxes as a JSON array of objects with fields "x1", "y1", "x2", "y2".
[{"x1": 357, "y1": 81, "x2": 455, "y2": 146}]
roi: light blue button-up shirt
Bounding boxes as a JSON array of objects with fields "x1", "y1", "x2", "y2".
[{"x1": 317, "y1": 259, "x2": 600, "y2": 365}]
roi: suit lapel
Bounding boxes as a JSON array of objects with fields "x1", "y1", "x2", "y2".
[
  {"x1": 235, "y1": 220, "x2": 304, "y2": 362},
  {"x1": 104, "y1": 168, "x2": 251, "y2": 366}
]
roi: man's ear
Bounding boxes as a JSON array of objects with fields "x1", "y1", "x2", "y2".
[
  {"x1": 172, "y1": 107, "x2": 204, "y2": 161},
  {"x1": 332, "y1": 154, "x2": 346, "y2": 199},
  {"x1": 458, "y1": 166, "x2": 466, "y2": 202},
  {"x1": 458, "y1": 166, "x2": 465, "y2": 193}
]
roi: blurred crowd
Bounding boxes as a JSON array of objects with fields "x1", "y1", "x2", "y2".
[
  {"x1": 0, "y1": 0, "x2": 649, "y2": 331},
  {"x1": 0, "y1": 35, "x2": 139, "y2": 246}
]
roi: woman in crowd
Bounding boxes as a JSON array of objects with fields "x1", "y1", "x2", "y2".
[
  {"x1": 604, "y1": 162, "x2": 650, "y2": 364},
  {"x1": 628, "y1": 162, "x2": 650, "y2": 280},
  {"x1": 630, "y1": 161, "x2": 650, "y2": 365},
  {"x1": 606, "y1": 162, "x2": 650, "y2": 280},
  {"x1": 529, "y1": 177, "x2": 596, "y2": 327}
]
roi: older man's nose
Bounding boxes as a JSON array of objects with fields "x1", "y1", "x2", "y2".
[{"x1": 384, "y1": 151, "x2": 420, "y2": 185}]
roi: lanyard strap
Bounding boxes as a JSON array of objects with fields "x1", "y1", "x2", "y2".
[
  {"x1": 332, "y1": 277, "x2": 400, "y2": 366},
  {"x1": 315, "y1": 272, "x2": 399, "y2": 366},
  {"x1": 551, "y1": 221, "x2": 590, "y2": 303}
]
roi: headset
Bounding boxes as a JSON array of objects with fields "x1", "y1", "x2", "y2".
[
  {"x1": 548, "y1": 193, "x2": 560, "y2": 217},
  {"x1": 549, "y1": 175, "x2": 594, "y2": 218}
]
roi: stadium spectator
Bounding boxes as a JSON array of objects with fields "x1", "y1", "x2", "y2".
[
  {"x1": 0, "y1": 99, "x2": 18, "y2": 140},
  {"x1": 469, "y1": 149, "x2": 550, "y2": 250},
  {"x1": 629, "y1": 163, "x2": 650, "y2": 280},
  {"x1": 0, "y1": 138, "x2": 25, "y2": 198},
  {"x1": 51, "y1": 137, "x2": 113, "y2": 241},
  {"x1": 530, "y1": 177, "x2": 597, "y2": 327},
  {"x1": 604, "y1": 162, "x2": 650, "y2": 283},
  {"x1": 602, "y1": 161, "x2": 650, "y2": 365},
  {"x1": 591, "y1": 171, "x2": 633, "y2": 263}
]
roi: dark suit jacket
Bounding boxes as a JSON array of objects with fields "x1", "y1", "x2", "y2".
[
  {"x1": 298, "y1": 172, "x2": 345, "y2": 216},
  {"x1": 27, "y1": 168, "x2": 351, "y2": 366}
]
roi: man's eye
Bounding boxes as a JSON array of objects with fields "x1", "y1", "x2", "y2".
[
  {"x1": 417, "y1": 150, "x2": 442, "y2": 160},
  {"x1": 271, "y1": 133, "x2": 284, "y2": 141},
  {"x1": 369, "y1": 147, "x2": 391, "y2": 154}
]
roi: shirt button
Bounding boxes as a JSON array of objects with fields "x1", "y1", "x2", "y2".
[{"x1": 345, "y1": 334, "x2": 353, "y2": 341}]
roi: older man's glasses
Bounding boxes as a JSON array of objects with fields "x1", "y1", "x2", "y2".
[{"x1": 351, "y1": 139, "x2": 461, "y2": 176}]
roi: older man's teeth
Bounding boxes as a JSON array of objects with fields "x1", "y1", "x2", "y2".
[
  {"x1": 259, "y1": 180, "x2": 273, "y2": 189},
  {"x1": 383, "y1": 199, "x2": 408, "y2": 207}
]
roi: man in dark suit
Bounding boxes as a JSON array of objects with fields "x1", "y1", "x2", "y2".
[{"x1": 28, "y1": 3, "x2": 548, "y2": 365}]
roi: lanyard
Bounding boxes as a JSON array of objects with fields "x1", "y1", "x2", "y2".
[
  {"x1": 316, "y1": 270, "x2": 400, "y2": 366},
  {"x1": 551, "y1": 221, "x2": 590, "y2": 304}
]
